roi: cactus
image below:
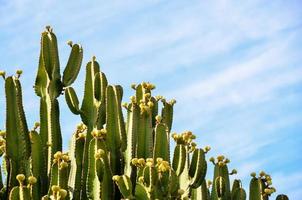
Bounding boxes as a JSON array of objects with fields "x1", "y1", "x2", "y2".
[
  {"x1": 0, "y1": 27, "x2": 289, "y2": 200},
  {"x1": 34, "y1": 26, "x2": 83, "y2": 196}
]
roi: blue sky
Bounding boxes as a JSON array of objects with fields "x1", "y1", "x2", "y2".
[{"x1": 0, "y1": 0, "x2": 302, "y2": 198}]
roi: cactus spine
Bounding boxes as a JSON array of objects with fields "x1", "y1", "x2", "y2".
[{"x1": 0, "y1": 27, "x2": 289, "y2": 200}]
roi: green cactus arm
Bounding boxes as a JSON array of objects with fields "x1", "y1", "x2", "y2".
[
  {"x1": 48, "y1": 164, "x2": 58, "y2": 195},
  {"x1": 113, "y1": 175, "x2": 133, "y2": 199},
  {"x1": 58, "y1": 164, "x2": 70, "y2": 194},
  {"x1": 65, "y1": 87, "x2": 81, "y2": 115},
  {"x1": 98, "y1": 141, "x2": 115, "y2": 200},
  {"x1": 62, "y1": 43, "x2": 83, "y2": 87},
  {"x1": 41, "y1": 28, "x2": 61, "y2": 82},
  {"x1": 143, "y1": 165, "x2": 157, "y2": 188},
  {"x1": 231, "y1": 179, "x2": 241, "y2": 199},
  {"x1": 150, "y1": 97, "x2": 158, "y2": 127},
  {"x1": 106, "y1": 85, "x2": 124, "y2": 175},
  {"x1": 80, "y1": 58, "x2": 100, "y2": 126},
  {"x1": 94, "y1": 72, "x2": 108, "y2": 129},
  {"x1": 211, "y1": 160, "x2": 231, "y2": 200},
  {"x1": 249, "y1": 177, "x2": 265, "y2": 200},
  {"x1": 68, "y1": 133, "x2": 85, "y2": 199},
  {"x1": 136, "y1": 111, "x2": 153, "y2": 159},
  {"x1": 153, "y1": 122, "x2": 169, "y2": 161},
  {"x1": 135, "y1": 84, "x2": 144, "y2": 103},
  {"x1": 161, "y1": 100, "x2": 175, "y2": 132},
  {"x1": 96, "y1": 158, "x2": 104, "y2": 183},
  {"x1": 94, "y1": 72, "x2": 107, "y2": 103},
  {"x1": 34, "y1": 52, "x2": 48, "y2": 97},
  {"x1": 124, "y1": 103, "x2": 139, "y2": 181},
  {"x1": 179, "y1": 145, "x2": 190, "y2": 197},
  {"x1": 115, "y1": 85, "x2": 127, "y2": 151},
  {"x1": 78, "y1": 58, "x2": 100, "y2": 199},
  {"x1": 40, "y1": 29, "x2": 62, "y2": 99},
  {"x1": 172, "y1": 144, "x2": 187, "y2": 176},
  {"x1": 40, "y1": 97, "x2": 62, "y2": 177},
  {"x1": 5, "y1": 76, "x2": 31, "y2": 191},
  {"x1": 135, "y1": 182, "x2": 149, "y2": 200},
  {"x1": 233, "y1": 188, "x2": 246, "y2": 200},
  {"x1": 191, "y1": 180, "x2": 209, "y2": 200},
  {"x1": 189, "y1": 148, "x2": 207, "y2": 188},
  {"x1": 86, "y1": 137, "x2": 102, "y2": 200},
  {"x1": 30, "y1": 130, "x2": 46, "y2": 197},
  {"x1": 276, "y1": 194, "x2": 289, "y2": 200},
  {"x1": 5, "y1": 76, "x2": 30, "y2": 162}
]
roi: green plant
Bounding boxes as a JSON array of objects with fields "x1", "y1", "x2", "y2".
[{"x1": 0, "y1": 27, "x2": 289, "y2": 200}]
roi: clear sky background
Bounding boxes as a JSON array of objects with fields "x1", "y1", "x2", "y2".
[{"x1": 0, "y1": 0, "x2": 301, "y2": 198}]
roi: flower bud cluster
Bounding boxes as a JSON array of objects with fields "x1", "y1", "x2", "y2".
[
  {"x1": 16, "y1": 174, "x2": 37, "y2": 187},
  {"x1": 172, "y1": 131, "x2": 197, "y2": 151},
  {"x1": 91, "y1": 128, "x2": 107, "y2": 140},
  {"x1": 209, "y1": 155, "x2": 230, "y2": 167},
  {"x1": 131, "y1": 158, "x2": 146, "y2": 168},
  {"x1": 156, "y1": 158, "x2": 170, "y2": 173},
  {"x1": 76, "y1": 123, "x2": 87, "y2": 139},
  {"x1": 51, "y1": 185, "x2": 68, "y2": 199},
  {"x1": 94, "y1": 149, "x2": 105, "y2": 160},
  {"x1": 142, "y1": 82, "x2": 156, "y2": 91},
  {"x1": 53, "y1": 151, "x2": 70, "y2": 170}
]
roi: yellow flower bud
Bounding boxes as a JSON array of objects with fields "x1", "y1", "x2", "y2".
[
  {"x1": 112, "y1": 175, "x2": 120, "y2": 181},
  {"x1": 0, "y1": 71, "x2": 5, "y2": 77},
  {"x1": 156, "y1": 157, "x2": 163, "y2": 163},
  {"x1": 60, "y1": 162, "x2": 68, "y2": 169},
  {"x1": 250, "y1": 172, "x2": 256, "y2": 177},
  {"x1": 16, "y1": 70, "x2": 23, "y2": 75},
  {"x1": 28, "y1": 176, "x2": 37, "y2": 184},
  {"x1": 51, "y1": 185, "x2": 60, "y2": 192},
  {"x1": 131, "y1": 158, "x2": 138, "y2": 165},
  {"x1": 217, "y1": 155, "x2": 225, "y2": 161},
  {"x1": 16, "y1": 174, "x2": 25, "y2": 182},
  {"x1": 204, "y1": 146, "x2": 211, "y2": 153},
  {"x1": 138, "y1": 158, "x2": 145, "y2": 166},
  {"x1": 147, "y1": 101, "x2": 154, "y2": 108},
  {"x1": 67, "y1": 40, "x2": 73, "y2": 47},
  {"x1": 155, "y1": 115, "x2": 162, "y2": 123},
  {"x1": 209, "y1": 157, "x2": 215, "y2": 163},
  {"x1": 54, "y1": 151, "x2": 62, "y2": 159},
  {"x1": 259, "y1": 171, "x2": 266, "y2": 177}
]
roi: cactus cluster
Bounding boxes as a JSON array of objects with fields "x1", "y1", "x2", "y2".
[{"x1": 0, "y1": 27, "x2": 289, "y2": 200}]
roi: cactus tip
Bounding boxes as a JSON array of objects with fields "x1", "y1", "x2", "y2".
[
  {"x1": 131, "y1": 83, "x2": 136, "y2": 89},
  {"x1": 67, "y1": 40, "x2": 73, "y2": 47},
  {"x1": 0, "y1": 70, "x2": 6, "y2": 79}
]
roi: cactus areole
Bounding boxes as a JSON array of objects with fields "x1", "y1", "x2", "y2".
[{"x1": 0, "y1": 26, "x2": 288, "y2": 200}]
